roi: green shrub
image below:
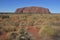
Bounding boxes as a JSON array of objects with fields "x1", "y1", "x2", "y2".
[
  {"x1": 39, "y1": 25, "x2": 58, "y2": 40},
  {"x1": 39, "y1": 25, "x2": 56, "y2": 38}
]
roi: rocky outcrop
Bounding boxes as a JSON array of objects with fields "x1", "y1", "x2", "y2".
[{"x1": 15, "y1": 6, "x2": 50, "y2": 14}]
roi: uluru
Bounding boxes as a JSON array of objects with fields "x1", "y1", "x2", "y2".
[{"x1": 15, "y1": 6, "x2": 50, "y2": 14}]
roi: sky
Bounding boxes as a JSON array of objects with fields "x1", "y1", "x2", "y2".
[{"x1": 0, "y1": 0, "x2": 60, "y2": 13}]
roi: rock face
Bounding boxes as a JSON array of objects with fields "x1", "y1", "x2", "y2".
[{"x1": 15, "y1": 6, "x2": 50, "y2": 14}]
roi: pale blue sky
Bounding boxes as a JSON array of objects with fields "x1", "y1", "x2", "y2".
[{"x1": 0, "y1": 0, "x2": 60, "y2": 13}]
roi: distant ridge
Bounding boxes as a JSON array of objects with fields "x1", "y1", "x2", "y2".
[{"x1": 15, "y1": 6, "x2": 50, "y2": 14}]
